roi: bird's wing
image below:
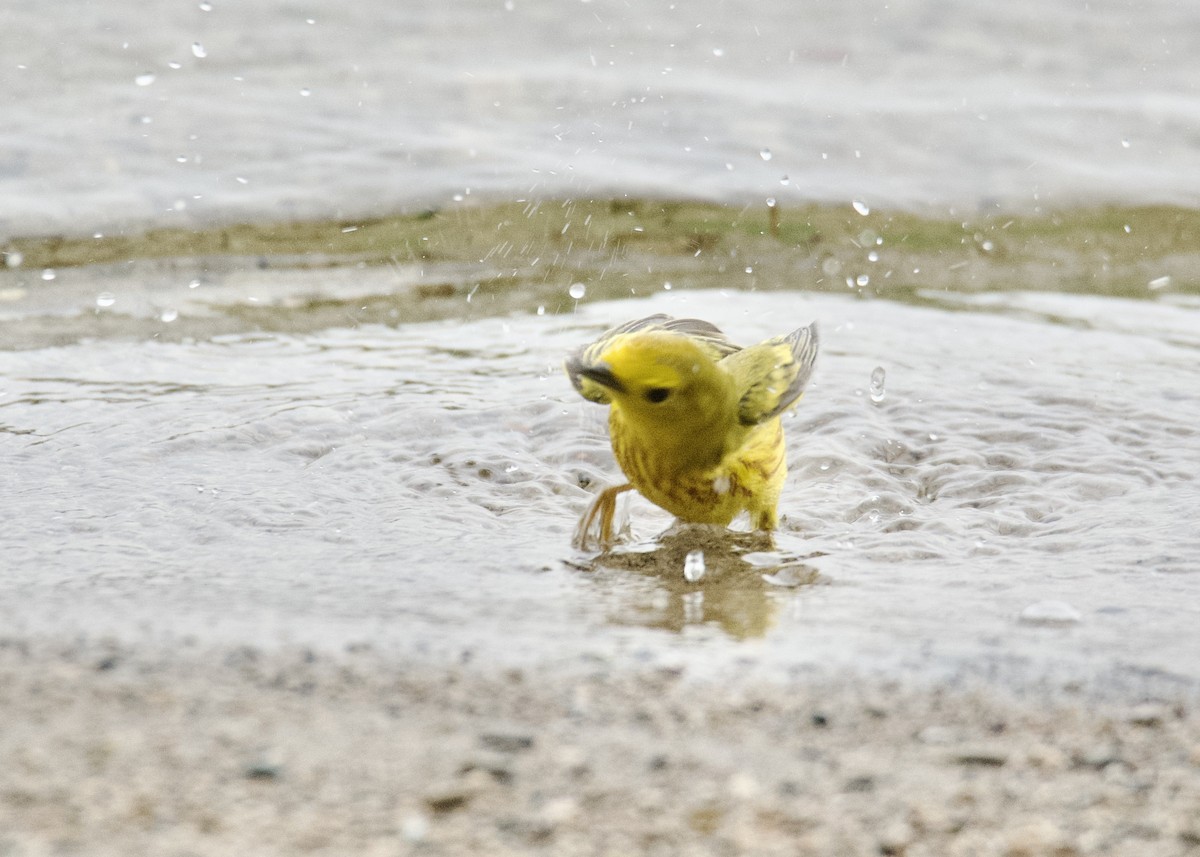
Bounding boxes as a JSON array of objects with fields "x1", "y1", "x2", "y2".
[
  {"x1": 723, "y1": 322, "x2": 819, "y2": 425},
  {"x1": 565, "y1": 314, "x2": 741, "y2": 403}
]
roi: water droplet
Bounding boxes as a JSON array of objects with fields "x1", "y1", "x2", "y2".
[
  {"x1": 1018, "y1": 600, "x2": 1081, "y2": 626},
  {"x1": 712, "y1": 47, "x2": 724, "y2": 57},
  {"x1": 1123, "y1": 224, "x2": 1131, "y2": 234},
  {"x1": 779, "y1": 175, "x2": 790, "y2": 186},
  {"x1": 135, "y1": 72, "x2": 156, "y2": 86},
  {"x1": 818, "y1": 462, "x2": 830, "y2": 471},
  {"x1": 568, "y1": 282, "x2": 586, "y2": 299},
  {"x1": 160, "y1": 308, "x2": 179, "y2": 323},
  {"x1": 1120, "y1": 138, "x2": 1131, "y2": 149},
  {"x1": 299, "y1": 88, "x2": 312, "y2": 97},
  {"x1": 856, "y1": 274, "x2": 869, "y2": 287},
  {"x1": 683, "y1": 549, "x2": 706, "y2": 583},
  {"x1": 188, "y1": 279, "x2": 201, "y2": 289},
  {"x1": 765, "y1": 197, "x2": 776, "y2": 208},
  {"x1": 199, "y1": 1, "x2": 213, "y2": 10},
  {"x1": 867, "y1": 250, "x2": 879, "y2": 262},
  {"x1": 168, "y1": 61, "x2": 182, "y2": 70},
  {"x1": 4, "y1": 251, "x2": 23, "y2": 268},
  {"x1": 536, "y1": 305, "x2": 545, "y2": 315},
  {"x1": 96, "y1": 292, "x2": 116, "y2": 308},
  {"x1": 176, "y1": 155, "x2": 189, "y2": 163},
  {"x1": 662, "y1": 281, "x2": 672, "y2": 290},
  {"x1": 869, "y1": 366, "x2": 886, "y2": 403},
  {"x1": 191, "y1": 42, "x2": 207, "y2": 58},
  {"x1": 852, "y1": 199, "x2": 870, "y2": 216},
  {"x1": 744, "y1": 266, "x2": 753, "y2": 274},
  {"x1": 40, "y1": 268, "x2": 56, "y2": 281},
  {"x1": 235, "y1": 176, "x2": 249, "y2": 184},
  {"x1": 759, "y1": 148, "x2": 772, "y2": 161},
  {"x1": 1148, "y1": 275, "x2": 1171, "y2": 290}
]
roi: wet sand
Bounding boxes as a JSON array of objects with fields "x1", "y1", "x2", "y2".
[{"x1": 4, "y1": 638, "x2": 1198, "y2": 857}]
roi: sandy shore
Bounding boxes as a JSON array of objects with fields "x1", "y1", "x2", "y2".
[{"x1": 2, "y1": 638, "x2": 1198, "y2": 857}]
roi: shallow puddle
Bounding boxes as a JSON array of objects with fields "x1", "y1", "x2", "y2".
[{"x1": 2, "y1": 272, "x2": 1197, "y2": 692}]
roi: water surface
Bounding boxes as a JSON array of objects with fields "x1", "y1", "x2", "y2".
[{"x1": 3, "y1": 286, "x2": 1197, "y2": 692}]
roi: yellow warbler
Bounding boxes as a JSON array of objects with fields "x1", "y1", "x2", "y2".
[{"x1": 565, "y1": 313, "x2": 819, "y2": 549}]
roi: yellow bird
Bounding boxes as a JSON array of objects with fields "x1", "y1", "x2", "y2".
[{"x1": 565, "y1": 313, "x2": 819, "y2": 549}]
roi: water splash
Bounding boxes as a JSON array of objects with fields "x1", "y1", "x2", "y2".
[
  {"x1": 683, "y1": 549, "x2": 706, "y2": 583},
  {"x1": 869, "y1": 366, "x2": 886, "y2": 403}
]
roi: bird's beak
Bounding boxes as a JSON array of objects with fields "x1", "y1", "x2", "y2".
[{"x1": 575, "y1": 361, "x2": 626, "y2": 394}]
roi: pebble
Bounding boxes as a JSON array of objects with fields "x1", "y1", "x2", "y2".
[
  {"x1": 1126, "y1": 702, "x2": 1167, "y2": 727},
  {"x1": 479, "y1": 730, "x2": 535, "y2": 753},
  {"x1": 1018, "y1": 600, "x2": 1082, "y2": 626},
  {"x1": 879, "y1": 820, "x2": 914, "y2": 855},
  {"x1": 400, "y1": 813, "x2": 430, "y2": 843},
  {"x1": 424, "y1": 783, "x2": 475, "y2": 813},
  {"x1": 951, "y1": 744, "x2": 1010, "y2": 767}
]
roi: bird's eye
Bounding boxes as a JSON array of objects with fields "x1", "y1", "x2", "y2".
[{"x1": 645, "y1": 387, "x2": 671, "y2": 404}]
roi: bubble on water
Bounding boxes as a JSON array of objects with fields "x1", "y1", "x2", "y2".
[
  {"x1": 41, "y1": 269, "x2": 56, "y2": 281},
  {"x1": 5, "y1": 251, "x2": 23, "y2": 268},
  {"x1": 683, "y1": 549, "x2": 706, "y2": 583},
  {"x1": 191, "y1": 42, "x2": 207, "y2": 58},
  {"x1": 869, "y1": 366, "x2": 886, "y2": 403},
  {"x1": 1018, "y1": 600, "x2": 1081, "y2": 626},
  {"x1": 95, "y1": 292, "x2": 116, "y2": 308},
  {"x1": 759, "y1": 148, "x2": 772, "y2": 161},
  {"x1": 852, "y1": 199, "x2": 870, "y2": 216},
  {"x1": 135, "y1": 72, "x2": 157, "y2": 86},
  {"x1": 160, "y1": 308, "x2": 179, "y2": 323},
  {"x1": 818, "y1": 462, "x2": 831, "y2": 471},
  {"x1": 568, "y1": 282, "x2": 586, "y2": 299},
  {"x1": 1148, "y1": 275, "x2": 1171, "y2": 290}
]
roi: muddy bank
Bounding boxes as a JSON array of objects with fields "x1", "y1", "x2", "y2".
[
  {"x1": 3, "y1": 200, "x2": 1198, "y2": 350},
  {"x1": 3, "y1": 639, "x2": 1198, "y2": 857}
]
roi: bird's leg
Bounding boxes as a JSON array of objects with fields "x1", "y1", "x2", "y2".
[{"x1": 574, "y1": 483, "x2": 634, "y2": 551}]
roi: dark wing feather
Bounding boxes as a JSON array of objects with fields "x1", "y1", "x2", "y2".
[{"x1": 723, "y1": 322, "x2": 819, "y2": 425}]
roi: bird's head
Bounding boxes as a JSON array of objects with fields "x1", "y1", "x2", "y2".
[{"x1": 567, "y1": 331, "x2": 733, "y2": 426}]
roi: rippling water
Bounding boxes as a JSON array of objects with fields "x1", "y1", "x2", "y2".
[
  {"x1": 4, "y1": 0, "x2": 1200, "y2": 235},
  {"x1": 3, "y1": 288, "x2": 1197, "y2": 689}
]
